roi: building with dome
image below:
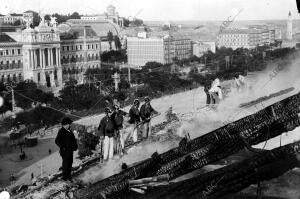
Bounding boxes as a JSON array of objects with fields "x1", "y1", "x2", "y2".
[
  {"x1": 80, "y1": 5, "x2": 124, "y2": 28},
  {"x1": 0, "y1": 16, "x2": 101, "y2": 89},
  {"x1": 0, "y1": 18, "x2": 62, "y2": 88}
]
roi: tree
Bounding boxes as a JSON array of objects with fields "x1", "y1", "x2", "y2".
[
  {"x1": 107, "y1": 31, "x2": 114, "y2": 50},
  {"x1": 131, "y1": 18, "x2": 143, "y2": 26},
  {"x1": 31, "y1": 11, "x2": 40, "y2": 27},
  {"x1": 52, "y1": 13, "x2": 69, "y2": 24},
  {"x1": 12, "y1": 19, "x2": 21, "y2": 26},
  {"x1": 0, "y1": 82, "x2": 12, "y2": 116},
  {"x1": 64, "y1": 78, "x2": 78, "y2": 87},
  {"x1": 44, "y1": 14, "x2": 51, "y2": 22},
  {"x1": 142, "y1": 62, "x2": 164, "y2": 72},
  {"x1": 14, "y1": 80, "x2": 55, "y2": 110},
  {"x1": 69, "y1": 12, "x2": 81, "y2": 19},
  {"x1": 123, "y1": 18, "x2": 130, "y2": 27}
]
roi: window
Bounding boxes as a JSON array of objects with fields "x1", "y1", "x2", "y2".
[
  {"x1": 18, "y1": 49, "x2": 21, "y2": 55},
  {"x1": 12, "y1": 49, "x2": 14, "y2": 55},
  {"x1": 6, "y1": 50, "x2": 8, "y2": 55},
  {"x1": 88, "y1": 45, "x2": 90, "y2": 49},
  {"x1": 67, "y1": 46, "x2": 69, "y2": 51}
]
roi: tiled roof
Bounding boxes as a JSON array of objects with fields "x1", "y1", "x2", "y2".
[
  {"x1": 58, "y1": 24, "x2": 99, "y2": 40},
  {"x1": 0, "y1": 33, "x2": 16, "y2": 42},
  {"x1": 10, "y1": 13, "x2": 23, "y2": 17},
  {"x1": 66, "y1": 20, "x2": 121, "y2": 37}
]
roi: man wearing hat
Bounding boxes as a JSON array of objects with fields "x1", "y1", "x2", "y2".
[
  {"x1": 98, "y1": 107, "x2": 115, "y2": 160},
  {"x1": 55, "y1": 117, "x2": 78, "y2": 181},
  {"x1": 140, "y1": 97, "x2": 158, "y2": 139},
  {"x1": 128, "y1": 99, "x2": 141, "y2": 143},
  {"x1": 111, "y1": 102, "x2": 128, "y2": 156}
]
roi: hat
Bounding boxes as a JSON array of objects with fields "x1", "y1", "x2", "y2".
[
  {"x1": 61, "y1": 117, "x2": 73, "y2": 125},
  {"x1": 144, "y1": 96, "x2": 150, "y2": 102},
  {"x1": 113, "y1": 104, "x2": 120, "y2": 110},
  {"x1": 133, "y1": 99, "x2": 140, "y2": 105},
  {"x1": 104, "y1": 107, "x2": 112, "y2": 113},
  {"x1": 113, "y1": 101, "x2": 120, "y2": 110}
]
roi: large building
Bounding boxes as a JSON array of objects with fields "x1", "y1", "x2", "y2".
[
  {"x1": 0, "y1": 11, "x2": 33, "y2": 25},
  {"x1": 217, "y1": 28, "x2": 275, "y2": 49},
  {"x1": 127, "y1": 34, "x2": 192, "y2": 68},
  {"x1": 80, "y1": 5, "x2": 124, "y2": 27},
  {"x1": 0, "y1": 17, "x2": 101, "y2": 88},
  {"x1": 193, "y1": 41, "x2": 216, "y2": 57},
  {"x1": 58, "y1": 23, "x2": 101, "y2": 82}
]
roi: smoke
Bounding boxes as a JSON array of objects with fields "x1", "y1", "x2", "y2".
[{"x1": 178, "y1": 51, "x2": 300, "y2": 139}]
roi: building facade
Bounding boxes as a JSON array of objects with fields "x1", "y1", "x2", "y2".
[
  {"x1": 0, "y1": 19, "x2": 62, "y2": 88},
  {"x1": 127, "y1": 35, "x2": 192, "y2": 67},
  {"x1": 59, "y1": 25, "x2": 101, "y2": 83},
  {"x1": 0, "y1": 12, "x2": 33, "y2": 25},
  {"x1": 0, "y1": 18, "x2": 101, "y2": 88},
  {"x1": 193, "y1": 41, "x2": 216, "y2": 57},
  {"x1": 217, "y1": 28, "x2": 275, "y2": 49},
  {"x1": 287, "y1": 11, "x2": 293, "y2": 40},
  {"x1": 80, "y1": 5, "x2": 124, "y2": 27}
]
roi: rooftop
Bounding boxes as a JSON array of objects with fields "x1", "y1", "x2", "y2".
[
  {"x1": 219, "y1": 28, "x2": 269, "y2": 35},
  {"x1": 0, "y1": 33, "x2": 17, "y2": 43},
  {"x1": 65, "y1": 20, "x2": 121, "y2": 37},
  {"x1": 10, "y1": 13, "x2": 23, "y2": 17},
  {"x1": 58, "y1": 23, "x2": 99, "y2": 40}
]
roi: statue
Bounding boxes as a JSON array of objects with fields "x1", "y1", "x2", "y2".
[
  {"x1": 40, "y1": 13, "x2": 45, "y2": 24},
  {"x1": 24, "y1": 18, "x2": 32, "y2": 29},
  {"x1": 50, "y1": 16, "x2": 57, "y2": 28}
]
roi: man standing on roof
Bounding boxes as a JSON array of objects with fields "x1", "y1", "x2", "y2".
[
  {"x1": 98, "y1": 107, "x2": 115, "y2": 160},
  {"x1": 111, "y1": 102, "x2": 128, "y2": 156},
  {"x1": 140, "y1": 97, "x2": 159, "y2": 139},
  {"x1": 55, "y1": 117, "x2": 78, "y2": 181},
  {"x1": 128, "y1": 99, "x2": 141, "y2": 143}
]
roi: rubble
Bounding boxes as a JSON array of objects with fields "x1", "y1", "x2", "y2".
[{"x1": 73, "y1": 92, "x2": 300, "y2": 199}]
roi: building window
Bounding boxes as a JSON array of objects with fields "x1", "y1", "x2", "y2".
[
  {"x1": 6, "y1": 50, "x2": 8, "y2": 55},
  {"x1": 88, "y1": 45, "x2": 90, "y2": 49},
  {"x1": 12, "y1": 49, "x2": 14, "y2": 55},
  {"x1": 18, "y1": 49, "x2": 21, "y2": 55},
  {"x1": 67, "y1": 46, "x2": 69, "y2": 51}
]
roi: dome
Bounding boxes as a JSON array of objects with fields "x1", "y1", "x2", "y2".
[{"x1": 107, "y1": 4, "x2": 115, "y2": 9}]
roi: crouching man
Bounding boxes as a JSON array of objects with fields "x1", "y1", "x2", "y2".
[
  {"x1": 55, "y1": 117, "x2": 78, "y2": 181},
  {"x1": 98, "y1": 107, "x2": 115, "y2": 161}
]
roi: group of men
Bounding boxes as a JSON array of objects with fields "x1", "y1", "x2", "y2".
[
  {"x1": 55, "y1": 96, "x2": 158, "y2": 182},
  {"x1": 97, "y1": 96, "x2": 158, "y2": 161}
]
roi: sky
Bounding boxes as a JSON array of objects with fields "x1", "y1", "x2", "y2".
[{"x1": 0, "y1": 0, "x2": 299, "y2": 21}]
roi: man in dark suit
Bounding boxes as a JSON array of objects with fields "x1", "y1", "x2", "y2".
[{"x1": 55, "y1": 117, "x2": 78, "y2": 181}]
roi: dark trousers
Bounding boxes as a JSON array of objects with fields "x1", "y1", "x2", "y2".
[
  {"x1": 205, "y1": 92, "x2": 211, "y2": 104},
  {"x1": 60, "y1": 151, "x2": 73, "y2": 180}
]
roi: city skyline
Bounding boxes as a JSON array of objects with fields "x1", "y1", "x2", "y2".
[{"x1": 0, "y1": 0, "x2": 299, "y2": 21}]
